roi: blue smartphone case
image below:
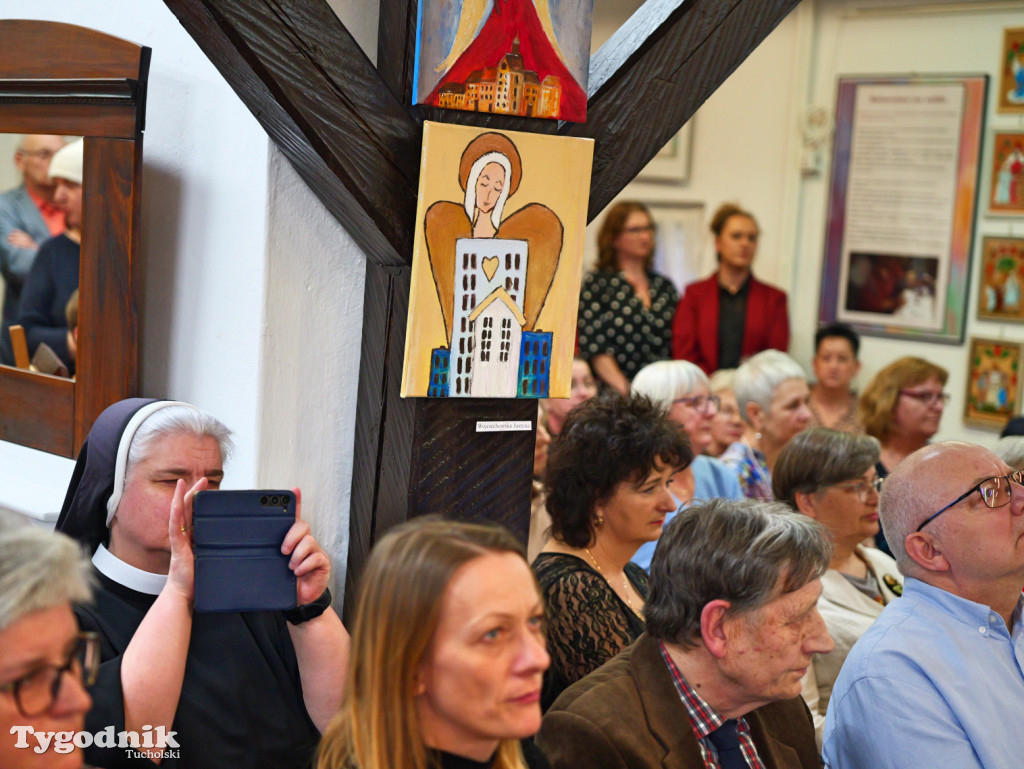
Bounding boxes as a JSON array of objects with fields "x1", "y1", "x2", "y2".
[{"x1": 192, "y1": 490, "x2": 297, "y2": 613}]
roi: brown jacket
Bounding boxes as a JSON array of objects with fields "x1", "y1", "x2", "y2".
[{"x1": 537, "y1": 633, "x2": 821, "y2": 769}]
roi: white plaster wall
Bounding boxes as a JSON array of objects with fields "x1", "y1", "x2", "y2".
[
  {"x1": 258, "y1": 146, "x2": 366, "y2": 593},
  {"x1": 597, "y1": 4, "x2": 808, "y2": 286},
  {"x1": 791, "y1": 0, "x2": 1024, "y2": 447},
  {"x1": 0, "y1": 0, "x2": 271, "y2": 491}
]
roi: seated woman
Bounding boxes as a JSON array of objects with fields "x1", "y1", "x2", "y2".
[
  {"x1": 720, "y1": 350, "x2": 811, "y2": 500},
  {"x1": 578, "y1": 202, "x2": 677, "y2": 394},
  {"x1": 706, "y1": 368, "x2": 746, "y2": 457},
  {"x1": 542, "y1": 357, "x2": 597, "y2": 437},
  {"x1": 808, "y1": 322, "x2": 863, "y2": 433},
  {"x1": 533, "y1": 393, "x2": 691, "y2": 709},
  {"x1": 316, "y1": 517, "x2": 549, "y2": 769},
  {"x1": 672, "y1": 203, "x2": 789, "y2": 375},
  {"x1": 0, "y1": 519, "x2": 95, "y2": 769},
  {"x1": 630, "y1": 360, "x2": 742, "y2": 571},
  {"x1": 772, "y1": 428, "x2": 903, "y2": 747},
  {"x1": 858, "y1": 356, "x2": 948, "y2": 553}
]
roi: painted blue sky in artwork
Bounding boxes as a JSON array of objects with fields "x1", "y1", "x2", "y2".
[{"x1": 414, "y1": 0, "x2": 593, "y2": 104}]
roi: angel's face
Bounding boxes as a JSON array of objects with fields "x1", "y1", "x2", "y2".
[{"x1": 475, "y1": 162, "x2": 505, "y2": 215}]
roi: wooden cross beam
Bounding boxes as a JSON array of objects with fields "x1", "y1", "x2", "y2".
[{"x1": 162, "y1": 0, "x2": 801, "y2": 614}]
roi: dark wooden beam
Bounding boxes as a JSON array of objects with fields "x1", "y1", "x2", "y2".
[
  {"x1": 376, "y1": 0, "x2": 418, "y2": 107},
  {"x1": 570, "y1": 0, "x2": 802, "y2": 219},
  {"x1": 166, "y1": 0, "x2": 804, "y2": 616},
  {"x1": 343, "y1": 262, "x2": 415, "y2": 623},
  {"x1": 163, "y1": 0, "x2": 420, "y2": 267}
]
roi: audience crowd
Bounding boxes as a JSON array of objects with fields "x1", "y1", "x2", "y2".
[{"x1": 3, "y1": 197, "x2": 1022, "y2": 769}]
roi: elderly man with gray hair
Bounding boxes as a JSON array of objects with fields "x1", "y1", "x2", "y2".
[
  {"x1": 537, "y1": 497, "x2": 831, "y2": 769},
  {"x1": 0, "y1": 517, "x2": 95, "y2": 769},
  {"x1": 823, "y1": 441, "x2": 1024, "y2": 769}
]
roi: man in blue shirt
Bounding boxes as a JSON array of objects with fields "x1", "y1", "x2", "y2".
[{"x1": 823, "y1": 441, "x2": 1024, "y2": 769}]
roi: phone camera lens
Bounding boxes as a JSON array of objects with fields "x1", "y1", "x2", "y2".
[
  {"x1": 270, "y1": 495, "x2": 279, "y2": 505},
  {"x1": 261, "y1": 496, "x2": 269, "y2": 505}
]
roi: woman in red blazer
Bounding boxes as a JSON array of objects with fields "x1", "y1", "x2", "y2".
[{"x1": 672, "y1": 204, "x2": 789, "y2": 375}]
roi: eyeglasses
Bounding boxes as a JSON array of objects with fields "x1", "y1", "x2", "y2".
[
  {"x1": 621, "y1": 225, "x2": 655, "y2": 235},
  {"x1": 831, "y1": 477, "x2": 884, "y2": 504},
  {"x1": 900, "y1": 389, "x2": 950, "y2": 406},
  {"x1": 0, "y1": 632, "x2": 99, "y2": 717},
  {"x1": 673, "y1": 394, "x2": 721, "y2": 413},
  {"x1": 16, "y1": 149, "x2": 56, "y2": 160},
  {"x1": 916, "y1": 469, "x2": 1024, "y2": 532}
]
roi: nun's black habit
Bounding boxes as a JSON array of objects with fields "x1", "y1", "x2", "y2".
[{"x1": 56, "y1": 399, "x2": 320, "y2": 769}]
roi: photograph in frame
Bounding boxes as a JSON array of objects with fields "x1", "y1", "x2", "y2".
[
  {"x1": 819, "y1": 74, "x2": 987, "y2": 344},
  {"x1": 977, "y1": 236, "x2": 1024, "y2": 322},
  {"x1": 964, "y1": 337, "x2": 1022, "y2": 428},
  {"x1": 997, "y1": 26, "x2": 1024, "y2": 114},
  {"x1": 638, "y1": 123, "x2": 694, "y2": 183},
  {"x1": 987, "y1": 129, "x2": 1024, "y2": 217}
]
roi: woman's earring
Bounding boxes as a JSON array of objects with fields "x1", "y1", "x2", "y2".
[{"x1": 595, "y1": 514, "x2": 605, "y2": 527}]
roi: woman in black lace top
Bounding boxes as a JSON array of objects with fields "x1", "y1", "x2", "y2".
[{"x1": 533, "y1": 393, "x2": 692, "y2": 710}]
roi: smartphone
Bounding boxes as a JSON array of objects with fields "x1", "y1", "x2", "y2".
[{"x1": 192, "y1": 490, "x2": 297, "y2": 613}]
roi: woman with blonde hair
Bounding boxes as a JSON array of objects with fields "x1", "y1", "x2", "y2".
[
  {"x1": 706, "y1": 368, "x2": 747, "y2": 457},
  {"x1": 317, "y1": 518, "x2": 549, "y2": 769},
  {"x1": 578, "y1": 201, "x2": 678, "y2": 394},
  {"x1": 859, "y1": 357, "x2": 948, "y2": 475},
  {"x1": 858, "y1": 356, "x2": 948, "y2": 553}
]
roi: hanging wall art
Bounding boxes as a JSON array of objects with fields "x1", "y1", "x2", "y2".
[
  {"x1": 413, "y1": 0, "x2": 593, "y2": 122},
  {"x1": 401, "y1": 121, "x2": 593, "y2": 398}
]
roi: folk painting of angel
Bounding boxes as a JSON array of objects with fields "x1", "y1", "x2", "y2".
[{"x1": 401, "y1": 122, "x2": 593, "y2": 398}]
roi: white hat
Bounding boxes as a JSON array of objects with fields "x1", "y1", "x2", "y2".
[{"x1": 48, "y1": 138, "x2": 84, "y2": 185}]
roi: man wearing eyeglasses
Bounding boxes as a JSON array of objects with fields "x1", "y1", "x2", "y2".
[
  {"x1": 0, "y1": 135, "x2": 67, "y2": 365},
  {"x1": 822, "y1": 442, "x2": 1024, "y2": 769},
  {"x1": 0, "y1": 517, "x2": 95, "y2": 769}
]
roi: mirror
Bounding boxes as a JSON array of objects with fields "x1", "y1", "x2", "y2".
[
  {"x1": 0, "y1": 20, "x2": 149, "y2": 457},
  {"x1": 0, "y1": 132, "x2": 83, "y2": 378}
]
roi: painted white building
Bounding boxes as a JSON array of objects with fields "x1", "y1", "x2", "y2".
[
  {"x1": 450, "y1": 237, "x2": 527, "y2": 396},
  {"x1": 468, "y1": 287, "x2": 525, "y2": 397}
]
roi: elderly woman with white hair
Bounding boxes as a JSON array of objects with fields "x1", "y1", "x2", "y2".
[
  {"x1": 720, "y1": 350, "x2": 812, "y2": 500},
  {"x1": 630, "y1": 360, "x2": 742, "y2": 570},
  {"x1": 0, "y1": 518, "x2": 95, "y2": 769}
]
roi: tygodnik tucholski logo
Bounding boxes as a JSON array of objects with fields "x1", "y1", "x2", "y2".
[{"x1": 10, "y1": 724, "x2": 180, "y2": 759}]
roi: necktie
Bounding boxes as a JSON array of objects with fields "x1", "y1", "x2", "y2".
[{"x1": 707, "y1": 719, "x2": 748, "y2": 769}]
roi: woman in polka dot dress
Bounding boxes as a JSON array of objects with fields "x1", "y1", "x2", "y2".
[{"x1": 577, "y1": 202, "x2": 677, "y2": 395}]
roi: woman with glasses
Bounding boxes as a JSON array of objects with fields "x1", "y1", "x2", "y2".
[
  {"x1": 578, "y1": 202, "x2": 678, "y2": 395},
  {"x1": 706, "y1": 368, "x2": 748, "y2": 457},
  {"x1": 0, "y1": 518, "x2": 96, "y2": 769},
  {"x1": 773, "y1": 428, "x2": 903, "y2": 747},
  {"x1": 859, "y1": 357, "x2": 949, "y2": 553},
  {"x1": 630, "y1": 360, "x2": 743, "y2": 571}
]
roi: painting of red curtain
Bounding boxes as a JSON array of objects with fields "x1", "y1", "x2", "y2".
[{"x1": 413, "y1": 0, "x2": 592, "y2": 123}]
